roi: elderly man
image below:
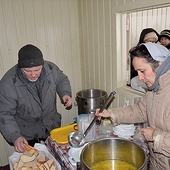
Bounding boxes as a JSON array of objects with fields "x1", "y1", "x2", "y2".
[{"x1": 0, "y1": 44, "x2": 72, "y2": 152}]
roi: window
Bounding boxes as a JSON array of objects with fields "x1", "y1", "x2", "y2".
[{"x1": 122, "y1": 6, "x2": 170, "y2": 87}]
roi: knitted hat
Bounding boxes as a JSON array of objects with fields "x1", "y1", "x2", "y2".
[
  {"x1": 18, "y1": 44, "x2": 44, "y2": 68},
  {"x1": 159, "y1": 29, "x2": 170, "y2": 40},
  {"x1": 142, "y1": 42, "x2": 170, "y2": 62}
]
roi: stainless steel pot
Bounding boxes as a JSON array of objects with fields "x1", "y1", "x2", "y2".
[
  {"x1": 80, "y1": 138, "x2": 147, "y2": 170},
  {"x1": 69, "y1": 91, "x2": 116, "y2": 148},
  {"x1": 76, "y1": 89, "x2": 107, "y2": 115}
]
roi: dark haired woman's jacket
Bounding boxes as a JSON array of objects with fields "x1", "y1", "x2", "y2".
[{"x1": 110, "y1": 70, "x2": 170, "y2": 170}]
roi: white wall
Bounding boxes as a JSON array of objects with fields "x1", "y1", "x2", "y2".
[
  {"x1": 0, "y1": 0, "x2": 81, "y2": 166},
  {"x1": 0, "y1": 0, "x2": 82, "y2": 126}
]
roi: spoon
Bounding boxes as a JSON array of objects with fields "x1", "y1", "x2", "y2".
[{"x1": 68, "y1": 90, "x2": 116, "y2": 147}]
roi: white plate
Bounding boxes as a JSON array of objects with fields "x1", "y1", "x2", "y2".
[{"x1": 68, "y1": 143, "x2": 88, "y2": 162}]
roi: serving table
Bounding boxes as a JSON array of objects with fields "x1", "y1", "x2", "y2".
[{"x1": 45, "y1": 132, "x2": 149, "y2": 170}]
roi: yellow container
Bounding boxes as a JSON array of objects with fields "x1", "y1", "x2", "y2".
[{"x1": 50, "y1": 123, "x2": 78, "y2": 145}]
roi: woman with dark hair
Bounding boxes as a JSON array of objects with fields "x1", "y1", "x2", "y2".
[
  {"x1": 96, "y1": 42, "x2": 170, "y2": 170},
  {"x1": 130, "y1": 28, "x2": 160, "y2": 93}
]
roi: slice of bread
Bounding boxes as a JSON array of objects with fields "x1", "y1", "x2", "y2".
[
  {"x1": 20, "y1": 154, "x2": 36, "y2": 163},
  {"x1": 46, "y1": 159, "x2": 54, "y2": 169},
  {"x1": 43, "y1": 162, "x2": 50, "y2": 170},
  {"x1": 16, "y1": 158, "x2": 25, "y2": 170},
  {"x1": 18, "y1": 166, "x2": 33, "y2": 170},
  {"x1": 13, "y1": 162, "x2": 18, "y2": 170},
  {"x1": 50, "y1": 165, "x2": 56, "y2": 170},
  {"x1": 33, "y1": 167, "x2": 40, "y2": 170},
  {"x1": 24, "y1": 145, "x2": 39, "y2": 157},
  {"x1": 37, "y1": 154, "x2": 46, "y2": 163},
  {"x1": 38, "y1": 166, "x2": 46, "y2": 170},
  {"x1": 23, "y1": 160, "x2": 37, "y2": 167}
]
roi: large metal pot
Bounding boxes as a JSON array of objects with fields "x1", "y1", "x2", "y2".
[
  {"x1": 80, "y1": 138, "x2": 147, "y2": 170},
  {"x1": 76, "y1": 89, "x2": 107, "y2": 115}
]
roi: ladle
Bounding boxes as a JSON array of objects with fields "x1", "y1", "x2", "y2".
[{"x1": 68, "y1": 90, "x2": 116, "y2": 147}]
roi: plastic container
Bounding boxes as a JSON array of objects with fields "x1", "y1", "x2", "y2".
[
  {"x1": 97, "y1": 118, "x2": 113, "y2": 139},
  {"x1": 50, "y1": 123, "x2": 78, "y2": 150},
  {"x1": 77, "y1": 113, "x2": 96, "y2": 142}
]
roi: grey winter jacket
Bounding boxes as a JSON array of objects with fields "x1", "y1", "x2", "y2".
[
  {"x1": 0, "y1": 61, "x2": 71, "y2": 144},
  {"x1": 110, "y1": 70, "x2": 170, "y2": 170}
]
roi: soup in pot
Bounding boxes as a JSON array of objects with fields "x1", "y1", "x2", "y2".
[{"x1": 91, "y1": 160, "x2": 137, "y2": 170}]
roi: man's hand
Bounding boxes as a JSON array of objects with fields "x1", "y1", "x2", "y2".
[
  {"x1": 14, "y1": 136, "x2": 28, "y2": 152},
  {"x1": 62, "y1": 95, "x2": 72, "y2": 109}
]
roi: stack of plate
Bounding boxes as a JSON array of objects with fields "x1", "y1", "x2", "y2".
[
  {"x1": 68, "y1": 143, "x2": 89, "y2": 166},
  {"x1": 113, "y1": 124, "x2": 135, "y2": 139}
]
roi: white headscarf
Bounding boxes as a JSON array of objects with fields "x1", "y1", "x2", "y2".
[
  {"x1": 142, "y1": 42, "x2": 170, "y2": 91},
  {"x1": 142, "y1": 42, "x2": 170, "y2": 62}
]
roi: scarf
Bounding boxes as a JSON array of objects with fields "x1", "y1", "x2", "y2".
[{"x1": 148, "y1": 56, "x2": 170, "y2": 91}]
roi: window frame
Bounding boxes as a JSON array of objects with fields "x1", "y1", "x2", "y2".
[{"x1": 117, "y1": 5, "x2": 170, "y2": 90}]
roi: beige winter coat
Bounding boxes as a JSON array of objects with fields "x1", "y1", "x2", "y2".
[{"x1": 110, "y1": 70, "x2": 170, "y2": 170}]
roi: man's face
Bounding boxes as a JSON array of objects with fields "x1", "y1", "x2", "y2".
[{"x1": 21, "y1": 65, "x2": 43, "y2": 82}]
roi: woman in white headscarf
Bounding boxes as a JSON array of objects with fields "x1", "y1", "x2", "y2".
[
  {"x1": 96, "y1": 42, "x2": 170, "y2": 170},
  {"x1": 130, "y1": 28, "x2": 160, "y2": 93}
]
